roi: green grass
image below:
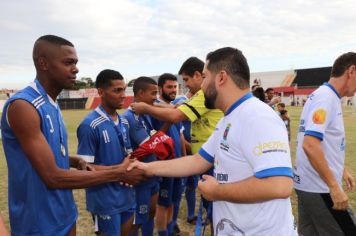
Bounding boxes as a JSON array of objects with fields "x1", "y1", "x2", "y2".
[{"x1": 0, "y1": 107, "x2": 356, "y2": 235}]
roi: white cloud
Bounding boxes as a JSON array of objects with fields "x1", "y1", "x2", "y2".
[{"x1": 1, "y1": 0, "x2": 356, "y2": 88}]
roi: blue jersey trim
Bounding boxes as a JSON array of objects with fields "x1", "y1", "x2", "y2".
[
  {"x1": 323, "y1": 82, "x2": 341, "y2": 99},
  {"x1": 305, "y1": 130, "x2": 323, "y2": 141},
  {"x1": 225, "y1": 93, "x2": 253, "y2": 116},
  {"x1": 255, "y1": 167, "x2": 293, "y2": 179},
  {"x1": 198, "y1": 148, "x2": 214, "y2": 164}
]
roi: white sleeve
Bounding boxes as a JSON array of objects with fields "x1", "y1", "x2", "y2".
[
  {"x1": 241, "y1": 115, "x2": 293, "y2": 178},
  {"x1": 303, "y1": 94, "x2": 333, "y2": 140}
]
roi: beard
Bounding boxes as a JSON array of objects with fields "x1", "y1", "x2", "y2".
[
  {"x1": 204, "y1": 82, "x2": 218, "y2": 109},
  {"x1": 161, "y1": 90, "x2": 175, "y2": 102}
]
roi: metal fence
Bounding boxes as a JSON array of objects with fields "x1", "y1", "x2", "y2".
[{"x1": 58, "y1": 98, "x2": 87, "y2": 110}]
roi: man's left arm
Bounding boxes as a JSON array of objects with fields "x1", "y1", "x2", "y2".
[{"x1": 198, "y1": 175, "x2": 293, "y2": 202}]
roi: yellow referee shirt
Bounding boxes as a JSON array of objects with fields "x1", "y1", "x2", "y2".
[{"x1": 178, "y1": 89, "x2": 223, "y2": 153}]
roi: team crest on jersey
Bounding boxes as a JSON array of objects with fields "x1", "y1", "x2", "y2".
[
  {"x1": 139, "y1": 205, "x2": 148, "y2": 214},
  {"x1": 312, "y1": 108, "x2": 326, "y2": 124},
  {"x1": 220, "y1": 123, "x2": 231, "y2": 151}
]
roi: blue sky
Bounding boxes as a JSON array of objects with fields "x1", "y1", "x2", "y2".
[{"x1": 1, "y1": 0, "x2": 355, "y2": 89}]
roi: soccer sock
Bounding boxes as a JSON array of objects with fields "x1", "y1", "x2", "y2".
[
  {"x1": 172, "y1": 199, "x2": 181, "y2": 228},
  {"x1": 167, "y1": 221, "x2": 174, "y2": 234},
  {"x1": 141, "y1": 218, "x2": 154, "y2": 236},
  {"x1": 186, "y1": 187, "x2": 196, "y2": 220},
  {"x1": 158, "y1": 230, "x2": 168, "y2": 236}
]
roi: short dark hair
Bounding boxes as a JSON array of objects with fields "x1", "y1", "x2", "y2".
[
  {"x1": 206, "y1": 47, "x2": 250, "y2": 89},
  {"x1": 331, "y1": 52, "x2": 356, "y2": 77},
  {"x1": 280, "y1": 110, "x2": 288, "y2": 115},
  {"x1": 278, "y1": 103, "x2": 286, "y2": 108},
  {"x1": 265, "y1": 88, "x2": 274, "y2": 93},
  {"x1": 133, "y1": 76, "x2": 157, "y2": 95},
  {"x1": 178, "y1": 57, "x2": 204, "y2": 76},
  {"x1": 158, "y1": 73, "x2": 177, "y2": 87},
  {"x1": 95, "y1": 69, "x2": 123, "y2": 88},
  {"x1": 36, "y1": 35, "x2": 74, "y2": 47},
  {"x1": 252, "y1": 87, "x2": 265, "y2": 102}
]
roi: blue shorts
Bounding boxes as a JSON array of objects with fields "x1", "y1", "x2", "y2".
[
  {"x1": 158, "y1": 177, "x2": 174, "y2": 207},
  {"x1": 134, "y1": 182, "x2": 160, "y2": 225},
  {"x1": 93, "y1": 210, "x2": 134, "y2": 236},
  {"x1": 172, "y1": 177, "x2": 186, "y2": 203}
]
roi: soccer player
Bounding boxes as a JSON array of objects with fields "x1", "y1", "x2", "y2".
[
  {"x1": 0, "y1": 35, "x2": 145, "y2": 235},
  {"x1": 131, "y1": 57, "x2": 224, "y2": 232},
  {"x1": 76, "y1": 69, "x2": 136, "y2": 236},
  {"x1": 129, "y1": 47, "x2": 297, "y2": 235},
  {"x1": 151, "y1": 73, "x2": 185, "y2": 236},
  {"x1": 122, "y1": 76, "x2": 160, "y2": 236},
  {"x1": 294, "y1": 52, "x2": 356, "y2": 235}
]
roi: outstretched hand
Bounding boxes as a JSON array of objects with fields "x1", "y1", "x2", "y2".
[
  {"x1": 127, "y1": 160, "x2": 154, "y2": 177},
  {"x1": 198, "y1": 175, "x2": 220, "y2": 201},
  {"x1": 118, "y1": 157, "x2": 146, "y2": 187}
]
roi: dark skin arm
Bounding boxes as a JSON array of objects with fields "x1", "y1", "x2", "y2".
[
  {"x1": 7, "y1": 100, "x2": 145, "y2": 189},
  {"x1": 69, "y1": 155, "x2": 95, "y2": 171}
]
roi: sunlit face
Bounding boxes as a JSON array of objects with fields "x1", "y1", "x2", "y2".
[
  {"x1": 201, "y1": 61, "x2": 218, "y2": 109},
  {"x1": 160, "y1": 80, "x2": 177, "y2": 102},
  {"x1": 99, "y1": 79, "x2": 126, "y2": 110},
  {"x1": 46, "y1": 45, "x2": 79, "y2": 89},
  {"x1": 140, "y1": 84, "x2": 158, "y2": 105},
  {"x1": 182, "y1": 72, "x2": 201, "y2": 94}
]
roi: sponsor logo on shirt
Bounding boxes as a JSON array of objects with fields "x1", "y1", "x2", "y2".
[
  {"x1": 214, "y1": 172, "x2": 229, "y2": 182},
  {"x1": 298, "y1": 119, "x2": 305, "y2": 133},
  {"x1": 293, "y1": 173, "x2": 300, "y2": 184},
  {"x1": 99, "y1": 215, "x2": 112, "y2": 220},
  {"x1": 253, "y1": 141, "x2": 288, "y2": 156},
  {"x1": 220, "y1": 123, "x2": 231, "y2": 151},
  {"x1": 215, "y1": 218, "x2": 244, "y2": 235},
  {"x1": 312, "y1": 108, "x2": 326, "y2": 124}
]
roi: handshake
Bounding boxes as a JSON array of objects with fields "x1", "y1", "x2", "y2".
[
  {"x1": 75, "y1": 155, "x2": 151, "y2": 187},
  {"x1": 118, "y1": 157, "x2": 152, "y2": 187}
]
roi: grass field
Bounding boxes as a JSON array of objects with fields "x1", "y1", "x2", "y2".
[{"x1": 0, "y1": 106, "x2": 355, "y2": 235}]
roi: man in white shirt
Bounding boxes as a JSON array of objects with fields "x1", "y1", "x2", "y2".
[
  {"x1": 129, "y1": 47, "x2": 297, "y2": 235},
  {"x1": 294, "y1": 52, "x2": 356, "y2": 236}
]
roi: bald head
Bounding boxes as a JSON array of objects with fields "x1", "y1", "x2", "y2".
[{"x1": 33, "y1": 35, "x2": 74, "y2": 68}]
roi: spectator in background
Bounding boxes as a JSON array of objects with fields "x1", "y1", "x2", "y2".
[
  {"x1": 265, "y1": 88, "x2": 281, "y2": 108},
  {"x1": 276, "y1": 103, "x2": 291, "y2": 142},
  {"x1": 280, "y1": 110, "x2": 291, "y2": 142},
  {"x1": 252, "y1": 86, "x2": 266, "y2": 102}
]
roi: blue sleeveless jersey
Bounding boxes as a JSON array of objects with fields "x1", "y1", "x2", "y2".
[
  {"x1": 1, "y1": 80, "x2": 77, "y2": 236},
  {"x1": 76, "y1": 106, "x2": 135, "y2": 215}
]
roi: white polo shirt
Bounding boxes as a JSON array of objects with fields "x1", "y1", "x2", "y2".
[
  {"x1": 199, "y1": 93, "x2": 297, "y2": 236},
  {"x1": 294, "y1": 83, "x2": 345, "y2": 193}
]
